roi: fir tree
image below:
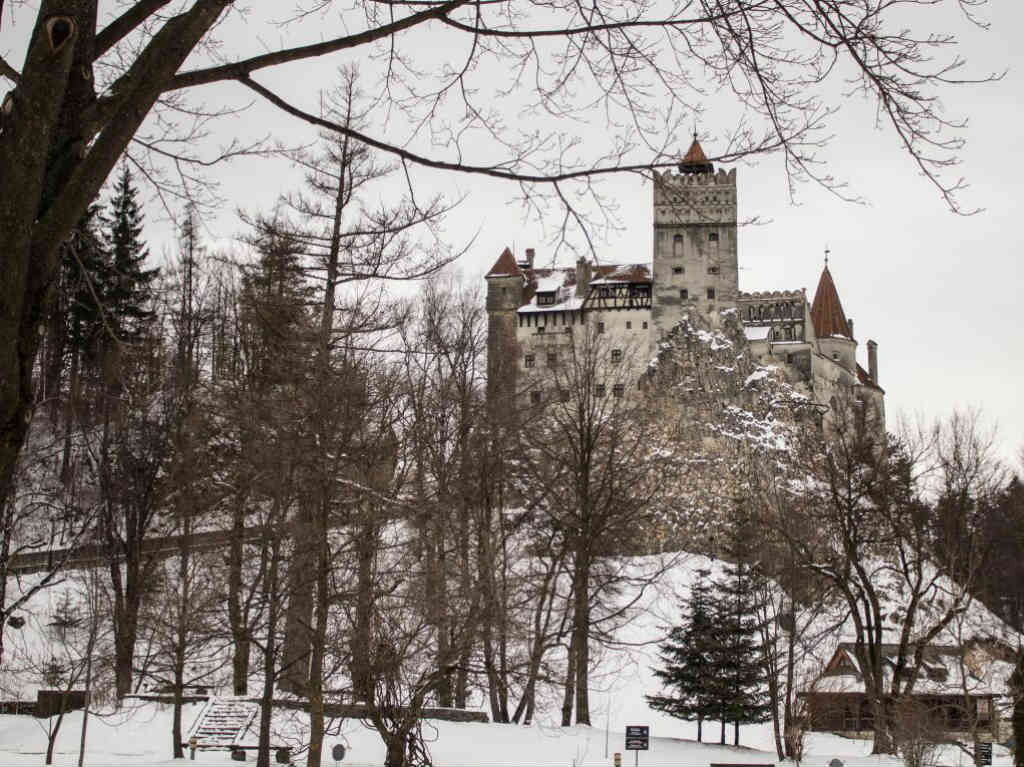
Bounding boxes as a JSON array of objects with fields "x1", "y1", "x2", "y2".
[
  {"x1": 708, "y1": 504, "x2": 773, "y2": 746},
  {"x1": 102, "y1": 163, "x2": 158, "y2": 346},
  {"x1": 646, "y1": 569, "x2": 719, "y2": 742}
]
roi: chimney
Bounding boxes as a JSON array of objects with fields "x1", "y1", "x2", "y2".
[
  {"x1": 575, "y1": 257, "x2": 591, "y2": 298},
  {"x1": 867, "y1": 339, "x2": 878, "y2": 384},
  {"x1": 525, "y1": 247, "x2": 535, "y2": 269},
  {"x1": 847, "y1": 317, "x2": 854, "y2": 339}
]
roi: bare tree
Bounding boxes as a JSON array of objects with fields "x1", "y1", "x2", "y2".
[
  {"x1": 0, "y1": 0, "x2": 1001, "y2": 521},
  {"x1": 780, "y1": 404, "x2": 1004, "y2": 754}
]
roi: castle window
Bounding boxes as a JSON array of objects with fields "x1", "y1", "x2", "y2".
[
  {"x1": 597, "y1": 321, "x2": 605, "y2": 334},
  {"x1": 524, "y1": 354, "x2": 535, "y2": 368},
  {"x1": 679, "y1": 289, "x2": 688, "y2": 300},
  {"x1": 709, "y1": 232, "x2": 719, "y2": 242},
  {"x1": 613, "y1": 384, "x2": 625, "y2": 398},
  {"x1": 611, "y1": 349, "x2": 623, "y2": 364},
  {"x1": 561, "y1": 388, "x2": 571, "y2": 403},
  {"x1": 537, "y1": 325, "x2": 545, "y2": 335},
  {"x1": 595, "y1": 384, "x2": 606, "y2": 398},
  {"x1": 672, "y1": 266, "x2": 683, "y2": 275},
  {"x1": 707, "y1": 266, "x2": 720, "y2": 275},
  {"x1": 706, "y1": 287, "x2": 716, "y2": 299},
  {"x1": 626, "y1": 321, "x2": 632, "y2": 330},
  {"x1": 642, "y1": 321, "x2": 648, "y2": 329},
  {"x1": 537, "y1": 293, "x2": 555, "y2": 306},
  {"x1": 563, "y1": 326, "x2": 572, "y2": 334},
  {"x1": 673, "y1": 234, "x2": 683, "y2": 257},
  {"x1": 547, "y1": 351, "x2": 558, "y2": 366},
  {"x1": 832, "y1": 352, "x2": 840, "y2": 361},
  {"x1": 530, "y1": 390, "x2": 542, "y2": 404}
]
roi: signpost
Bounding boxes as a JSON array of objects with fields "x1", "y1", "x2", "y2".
[{"x1": 625, "y1": 725, "x2": 649, "y2": 766}]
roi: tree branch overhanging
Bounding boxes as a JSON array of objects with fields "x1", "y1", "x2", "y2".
[{"x1": 166, "y1": 0, "x2": 469, "y2": 92}]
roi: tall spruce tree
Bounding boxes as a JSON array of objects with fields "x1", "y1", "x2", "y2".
[
  {"x1": 708, "y1": 504, "x2": 773, "y2": 746},
  {"x1": 647, "y1": 568, "x2": 719, "y2": 742},
  {"x1": 102, "y1": 164, "x2": 158, "y2": 349}
]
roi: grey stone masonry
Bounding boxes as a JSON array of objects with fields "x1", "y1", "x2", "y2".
[{"x1": 651, "y1": 167, "x2": 738, "y2": 348}]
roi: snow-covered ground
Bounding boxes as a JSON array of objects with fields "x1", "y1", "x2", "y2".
[
  {"x1": 0, "y1": 701, "x2": 1012, "y2": 767},
  {"x1": 1, "y1": 552, "x2": 1016, "y2": 766}
]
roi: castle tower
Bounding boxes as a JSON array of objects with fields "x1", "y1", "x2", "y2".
[
  {"x1": 485, "y1": 247, "x2": 525, "y2": 404},
  {"x1": 651, "y1": 137, "x2": 738, "y2": 346},
  {"x1": 810, "y1": 264, "x2": 856, "y2": 373}
]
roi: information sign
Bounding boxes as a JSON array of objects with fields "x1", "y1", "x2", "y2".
[{"x1": 625, "y1": 725, "x2": 649, "y2": 751}]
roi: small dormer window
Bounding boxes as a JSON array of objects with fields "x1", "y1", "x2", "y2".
[{"x1": 537, "y1": 293, "x2": 555, "y2": 306}]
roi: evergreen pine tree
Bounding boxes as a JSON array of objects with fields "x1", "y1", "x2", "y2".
[
  {"x1": 708, "y1": 503, "x2": 773, "y2": 746},
  {"x1": 102, "y1": 163, "x2": 158, "y2": 346},
  {"x1": 646, "y1": 568, "x2": 718, "y2": 742}
]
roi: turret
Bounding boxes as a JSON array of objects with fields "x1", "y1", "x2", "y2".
[
  {"x1": 810, "y1": 264, "x2": 856, "y2": 373},
  {"x1": 485, "y1": 247, "x2": 525, "y2": 405}
]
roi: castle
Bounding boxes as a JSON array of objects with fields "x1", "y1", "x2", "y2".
[{"x1": 485, "y1": 137, "x2": 885, "y2": 426}]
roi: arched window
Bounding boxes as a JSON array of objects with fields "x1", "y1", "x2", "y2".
[{"x1": 673, "y1": 233, "x2": 683, "y2": 258}]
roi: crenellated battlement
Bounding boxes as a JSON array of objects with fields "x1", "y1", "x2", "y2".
[
  {"x1": 653, "y1": 167, "x2": 736, "y2": 189},
  {"x1": 653, "y1": 167, "x2": 737, "y2": 225}
]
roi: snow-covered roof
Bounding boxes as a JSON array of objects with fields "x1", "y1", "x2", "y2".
[
  {"x1": 743, "y1": 326, "x2": 771, "y2": 341},
  {"x1": 534, "y1": 275, "x2": 565, "y2": 293},
  {"x1": 518, "y1": 296, "x2": 584, "y2": 314},
  {"x1": 589, "y1": 263, "x2": 651, "y2": 285},
  {"x1": 808, "y1": 642, "x2": 1013, "y2": 697}
]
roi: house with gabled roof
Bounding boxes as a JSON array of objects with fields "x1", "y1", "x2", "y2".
[
  {"x1": 800, "y1": 641, "x2": 1011, "y2": 742},
  {"x1": 484, "y1": 136, "x2": 885, "y2": 427}
]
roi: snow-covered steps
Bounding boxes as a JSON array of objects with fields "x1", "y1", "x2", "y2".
[{"x1": 186, "y1": 697, "x2": 258, "y2": 749}]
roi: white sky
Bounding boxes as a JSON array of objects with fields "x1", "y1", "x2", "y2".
[{"x1": 2, "y1": 1, "x2": 1020, "y2": 467}]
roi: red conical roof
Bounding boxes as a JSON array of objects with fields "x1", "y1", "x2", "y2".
[
  {"x1": 679, "y1": 135, "x2": 714, "y2": 174},
  {"x1": 810, "y1": 266, "x2": 852, "y2": 339},
  {"x1": 682, "y1": 137, "x2": 709, "y2": 165},
  {"x1": 486, "y1": 247, "x2": 522, "y2": 278}
]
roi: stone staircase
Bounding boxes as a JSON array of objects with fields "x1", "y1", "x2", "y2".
[{"x1": 186, "y1": 697, "x2": 259, "y2": 749}]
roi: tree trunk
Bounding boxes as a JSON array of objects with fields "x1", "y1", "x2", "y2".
[
  {"x1": 228, "y1": 494, "x2": 250, "y2": 695},
  {"x1": 383, "y1": 734, "x2": 406, "y2": 767},
  {"x1": 256, "y1": 533, "x2": 282, "y2": 767},
  {"x1": 351, "y1": 514, "x2": 377, "y2": 702},
  {"x1": 280, "y1": 497, "x2": 316, "y2": 696},
  {"x1": 573, "y1": 549, "x2": 591, "y2": 725},
  {"x1": 561, "y1": 635, "x2": 576, "y2": 727},
  {"x1": 306, "y1": 498, "x2": 329, "y2": 767}
]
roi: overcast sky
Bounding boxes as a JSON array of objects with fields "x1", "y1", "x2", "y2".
[{"x1": 3, "y1": 1, "x2": 1020, "y2": 467}]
